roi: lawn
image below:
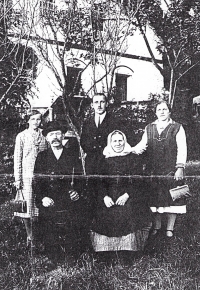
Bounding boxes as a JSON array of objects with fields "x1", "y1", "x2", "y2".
[{"x1": 0, "y1": 162, "x2": 200, "y2": 290}]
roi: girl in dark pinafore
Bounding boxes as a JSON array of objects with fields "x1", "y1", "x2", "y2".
[{"x1": 132, "y1": 101, "x2": 187, "y2": 237}]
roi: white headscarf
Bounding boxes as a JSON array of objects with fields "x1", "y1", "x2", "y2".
[{"x1": 103, "y1": 130, "x2": 132, "y2": 158}]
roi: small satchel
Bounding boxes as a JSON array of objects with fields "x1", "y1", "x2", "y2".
[
  {"x1": 169, "y1": 184, "x2": 191, "y2": 202},
  {"x1": 11, "y1": 189, "x2": 27, "y2": 213}
]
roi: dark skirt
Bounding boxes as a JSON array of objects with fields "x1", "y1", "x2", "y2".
[{"x1": 148, "y1": 177, "x2": 186, "y2": 208}]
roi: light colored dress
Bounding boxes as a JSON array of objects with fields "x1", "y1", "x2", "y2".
[{"x1": 14, "y1": 128, "x2": 47, "y2": 218}]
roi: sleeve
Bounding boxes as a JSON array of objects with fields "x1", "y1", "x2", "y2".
[
  {"x1": 33, "y1": 152, "x2": 48, "y2": 207},
  {"x1": 73, "y1": 154, "x2": 84, "y2": 195},
  {"x1": 176, "y1": 125, "x2": 187, "y2": 168},
  {"x1": 14, "y1": 134, "x2": 23, "y2": 182},
  {"x1": 98, "y1": 178, "x2": 109, "y2": 200},
  {"x1": 132, "y1": 127, "x2": 148, "y2": 153},
  {"x1": 34, "y1": 152, "x2": 45, "y2": 173}
]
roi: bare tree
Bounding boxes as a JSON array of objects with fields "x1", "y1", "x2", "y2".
[
  {"x1": 128, "y1": 0, "x2": 200, "y2": 107},
  {"x1": 10, "y1": 0, "x2": 142, "y2": 126}
]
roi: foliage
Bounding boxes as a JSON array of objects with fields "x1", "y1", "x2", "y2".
[
  {"x1": 128, "y1": 0, "x2": 200, "y2": 107},
  {"x1": 0, "y1": 130, "x2": 16, "y2": 175},
  {"x1": 104, "y1": 89, "x2": 168, "y2": 142},
  {"x1": 0, "y1": 0, "x2": 38, "y2": 129},
  {"x1": 0, "y1": 44, "x2": 38, "y2": 128}
]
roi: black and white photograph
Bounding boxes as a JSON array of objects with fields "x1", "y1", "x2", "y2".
[{"x1": 0, "y1": 0, "x2": 200, "y2": 289}]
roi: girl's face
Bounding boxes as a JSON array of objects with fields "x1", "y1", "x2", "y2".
[
  {"x1": 111, "y1": 133, "x2": 125, "y2": 153},
  {"x1": 28, "y1": 114, "x2": 41, "y2": 130},
  {"x1": 156, "y1": 102, "x2": 170, "y2": 122}
]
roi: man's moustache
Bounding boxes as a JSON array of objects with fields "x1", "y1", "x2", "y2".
[{"x1": 51, "y1": 139, "x2": 59, "y2": 143}]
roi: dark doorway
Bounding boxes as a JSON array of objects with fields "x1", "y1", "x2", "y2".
[
  {"x1": 115, "y1": 73, "x2": 128, "y2": 102},
  {"x1": 66, "y1": 67, "x2": 83, "y2": 96}
]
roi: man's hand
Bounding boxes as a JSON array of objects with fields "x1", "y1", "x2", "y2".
[
  {"x1": 174, "y1": 168, "x2": 184, "y2": 181},
  {"x1": 15, "y1": 181, "x2": 22, "y2": 190},
  {"x1": 42, "y1": 197, "x2": 54, "y2": 207},
  {"x1": 104, "y1": 196, "x2": 114, "y2": 208},
  {"x1": 69, "y1": 190, "x2": 79, "y2": 201},
  {"x1": 115, "y1": 193, "x2": 129, "y2": 206}
]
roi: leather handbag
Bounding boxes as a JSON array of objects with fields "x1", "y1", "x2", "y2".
[
  {"x1": 169, "y1": 184, "x2": 191, "y2": 202},
  {"x1": 11, "y1": 189, "x2": 27, "y2": 213}
]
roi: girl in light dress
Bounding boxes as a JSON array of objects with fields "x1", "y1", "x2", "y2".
[{"x1": 14, "y1": 110, "x2": 47, "y2": 244}]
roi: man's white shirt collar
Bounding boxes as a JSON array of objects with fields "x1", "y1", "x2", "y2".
[
  {"x1": 95, "y1": 112, "x2": 106, "y2": 127},
  {"x1": 51, "y1": 147, "x2": 63, "y2": 160}
]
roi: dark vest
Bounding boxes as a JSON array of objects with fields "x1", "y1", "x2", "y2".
[{"x1": 146, "y1": 121, "x2": 181, "y2": 175}]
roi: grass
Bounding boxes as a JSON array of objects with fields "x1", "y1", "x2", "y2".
[{"x1": 0, "y1": 162, "x2": 200, "y2": 289}]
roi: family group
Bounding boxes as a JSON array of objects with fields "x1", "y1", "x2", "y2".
[{"x1": 13, "y1": 93, "x2": 187, "y2": 261}]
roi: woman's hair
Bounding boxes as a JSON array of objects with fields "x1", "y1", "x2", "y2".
[
  {"x1": 154, "y1": 100, "x2": 171, "y2": 112},
  {"x1": 25, "y1": 109, "x2": 42, "y2": 123}
]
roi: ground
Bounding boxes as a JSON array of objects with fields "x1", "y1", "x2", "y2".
[{"x1": 0, "y1": 162, "x2": 200, "y2": 289}]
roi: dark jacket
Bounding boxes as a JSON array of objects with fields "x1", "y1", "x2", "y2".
[
  {"x1": 34, "y1": 146, "x2": 85, "y2": 219},
  {"x1": 92, "y1": 154, "x2": 151, "y2": 237},
  {"x1": 80, "y1": 113, "x2": 120, "y2": 174},
  {"x1": 146, "y1": 121, "x2": 181, "y2": 175}
]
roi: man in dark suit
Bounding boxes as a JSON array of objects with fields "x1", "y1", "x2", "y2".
[
  {"x1": 80, "y1": 93, "x2": 119, "y2": 174},
  {"x1": 80, "y1": 94, "x2": 121, "y2": 220},
  {"x1": 34, "y1": 121, "x2": 88, "y2": 258}
]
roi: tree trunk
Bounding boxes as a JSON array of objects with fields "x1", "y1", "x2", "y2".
[
  {"x1": 169, "y1": 68, "x2": 174, "y2": 107},
  {"x1": 61, "y1": 89, "x2": 86, "y2": 175}
]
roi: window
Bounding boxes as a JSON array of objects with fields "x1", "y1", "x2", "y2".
[
  {"x1": 66, "y1": 67, "x2": 83, "y2": 96},
  {"x1": 40, "y1": 0, "x2": 56, "y2": 17},
  {"x1": 115, "y1": 73, "x2": 128, "y2": 102}
]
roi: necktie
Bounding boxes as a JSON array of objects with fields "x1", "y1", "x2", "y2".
[{"x1": 97, "y1": 115, "x2": 100, "y2": 128}]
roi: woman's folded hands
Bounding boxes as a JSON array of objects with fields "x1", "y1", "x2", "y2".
[
  {"x1": 104, "y1": 193, "x2": 129, "y2": 207},
  {"x1": 116, "y1": 193, "x2": 129, "y2": 206}
]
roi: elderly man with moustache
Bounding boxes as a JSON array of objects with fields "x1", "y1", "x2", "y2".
[{"x1": 34, "y1": 121, "x2": 88, "y2": 259}]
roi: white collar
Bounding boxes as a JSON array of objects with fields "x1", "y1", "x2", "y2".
[
  {"x1": 51, "y1": 147, "x2": 63, "y2": 160},
  {"x1": 153, "y1": 118, "x2": 173, "y2": 125},
  {"x1": 153, "y1": 118, "x2": 172, "y2": 133},
  {"x1": 95, "y1": 112, "x2": 106, "y2": 127}
]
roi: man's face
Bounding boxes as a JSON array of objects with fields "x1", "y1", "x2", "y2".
[
  {"x1": 46, "y1": 130, "x2": 63, "y2": 148},
  {"x1": 92, "y1": 95, "x2": 107, "y2": 115}
]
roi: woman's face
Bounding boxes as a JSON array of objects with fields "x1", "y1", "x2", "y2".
[
  {"x1": 111, "y1": 133, "x2": 125, "y2": 153},
  {"x1": 28, "y1": 114, "x2": 41, "y2": 130},
  {"x1": 156, "y1": 102, "x2": 170, "y2": 122}
]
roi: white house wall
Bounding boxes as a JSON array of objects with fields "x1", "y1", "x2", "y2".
[
  {"x1": 11, "y1": 1, "x2": 163, "y2": 106},
  {"x1": 125, "y1": 58, "x2": 163, "y2": 101},
  {"x1": 126, "y1": 26, "x2": 161, "y2": 59},
  {"x1": 30, "y1": 46, "x2": 163, "y2": 107}
]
